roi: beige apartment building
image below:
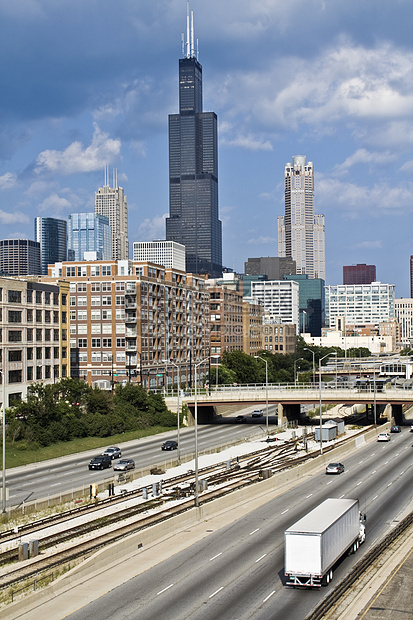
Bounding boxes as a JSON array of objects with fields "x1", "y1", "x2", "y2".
[
  {"x1": 46, "y1": 260, "x2": 209, "y2": 389},
  {"x1": 243, "y1": 299, "x2": 264, "y2": 356},
  {"x1": 261, "y1": 320, "x2": 296, "y2": 355},
  {"x1": 0, "y1": 276, "x2": 69, "y2": 408},
  {"x1": 208, "y1": 284, "x2": 243, "y2": 355}
]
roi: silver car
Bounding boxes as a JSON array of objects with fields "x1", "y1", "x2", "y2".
[
  {"x1": 325, "y1": 462, "x2": 345, "y2": 474},
  {"x1": 113, "y1": 458, "x2": 135, "y2": 471}
]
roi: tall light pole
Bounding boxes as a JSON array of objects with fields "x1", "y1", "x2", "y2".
[
  {"x1": 304, "y1": 347, "x2": 316, "y2": 384},
  {"x1": 1, "y1": 365, "x2": 6, "y2": 513},
  {"x1": 211, "y1": 354, "x2": 220, "y2": 392},
  {"x1": 255, "y1": 355, "x2": 269, "y2": 436},
  {"x1": 294, "y1": 358, "x2": 304, "y2": 385},
  {"x1": 319, "y1": 352, "x2": 337, "y2": 455},
  {"x1": 166, "y1": 360, "x2": 181, "y2": 464},
  {"x1": 194, "y1": 356, "x2": 209, "y2": 507},
  {"x1": 373, "y1": 366, "x2": 377, "y2": 429}
]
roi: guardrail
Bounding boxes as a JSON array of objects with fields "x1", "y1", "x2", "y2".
[{"x1": 304, "y1": 510, "x2": 413, "y2": 620}]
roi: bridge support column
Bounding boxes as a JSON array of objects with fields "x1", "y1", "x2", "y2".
[{"x1": 277, "y1": 403, "x2": 284, "y2": 427}]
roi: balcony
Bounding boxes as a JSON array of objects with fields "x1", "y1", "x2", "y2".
[{"x1": 125, "y1": 301, "x2": 137, "y2": 310}]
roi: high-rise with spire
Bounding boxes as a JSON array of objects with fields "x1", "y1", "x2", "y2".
[
  {"x1": 95, "y1": 167, "x2": 128, "y2": 261},
  {"x1": 166, "y1": 2, "x2": 222, "y2": 277},
  {"x1": 278, "y1": 156, "x2": 325, "y2": 280}
]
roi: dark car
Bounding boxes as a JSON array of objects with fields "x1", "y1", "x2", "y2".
[
  {"x1": 390, "y1": 425, "x2": 401, "y2": 433},
  {"x1": 161, "y1": 440, "x2": 178, "y2": 451},
  {"x1": 102, "y1": 446, "x2": 122, "y2": 459},
  {"x1": 325, "y1": 462, "x2": 345, "y2": 475},
  {"x1": 113, "y1": 458, "x2": 135, "y2": 472},
  {"x1": 236, "y1": 415, "x2": 247, "y2": 423},
  {"x1": 89, "y1": 455, "x2": 112, "y2": 470}
]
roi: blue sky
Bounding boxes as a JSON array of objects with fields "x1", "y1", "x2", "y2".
[{"x1": 1, "y1": 0, "x2": 413, "y2": 296}]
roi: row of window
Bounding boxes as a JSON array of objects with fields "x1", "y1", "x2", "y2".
[
  {"x1": 4, "y1": 329, "x2": 62, "y2": 342},
  {"x1": 6, "y1": 309, "x2": 63, "y2": 324},
  {"x1": 9, "y1": 365, "x2": 63, "y2": 384},
  {"x1": 2, "y1": 289, "x2": 62, "y2": 305}
]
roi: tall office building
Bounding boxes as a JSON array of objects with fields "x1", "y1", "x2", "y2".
[
  {"x1": 278, "y1": 156, "x2": 325, "y2": 280},
  {"x1": 166, "y1": 4, "x2": 222, "y2": 277},
  {"x1": 133, "y1": 240, "x2": 186, "y2": 271},
  {"x1": 95, "y1": 169, "x2": 128, "y2": 261},
  {"x1": 0, "y1": 239, "x2": 41, "y2": 276},
  {"x1": 67, "y1": 212, "x2": 112, "y2": 261},
  {"x1": 35, "y1": 217, "x2": 67, "y2": 275}
]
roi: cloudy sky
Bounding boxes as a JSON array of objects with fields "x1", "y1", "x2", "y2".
[{"x1": 1, "y1": 0, "x2": 413, "y2": 295}]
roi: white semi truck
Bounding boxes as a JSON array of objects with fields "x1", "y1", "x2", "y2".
[{"x1": 284, "y1": 498, "x2": 366, "y2": 587}]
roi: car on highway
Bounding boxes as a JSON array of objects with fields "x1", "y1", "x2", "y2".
[
  {"x1": 390, "y1": 425, "x2": 401, "y2": 433},
  {"x1": 113, "y1": 458, "x2": 135, "y2": 471},
  {"x1": 410, "y1": 424, "x2": 413, "y2": 432},
  {"x1": 325, "y1": 462, "x2": 345, "y2": 475},
  {"x1": 251, "y1": 410, "x2": 263, "y2": 418},
  {"x1": 236, "y1": 415, "x2": 247, "y2": 423},
  {"x1": 161, "y1": 440, "x2": 178, "y2": 451},
  {"x1": 377, "y1": 432, "x2": 391, "y2": 442},
  {"x1": 89, "y1": 455, "x2": 112, "y2": 470},
  {"x1": 102, "y1": 446, "x2": 122, "y2": 459}
]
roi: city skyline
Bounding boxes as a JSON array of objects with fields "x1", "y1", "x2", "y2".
[{"x1": 1, "y1": 1, "x2": 413, "y2": 294}]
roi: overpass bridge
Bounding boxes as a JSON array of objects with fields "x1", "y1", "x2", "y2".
[{"x1": 165, "y1": 383, "x2": 413, "y2": 426}]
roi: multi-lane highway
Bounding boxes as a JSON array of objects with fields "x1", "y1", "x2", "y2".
[
  {"x1": 6, "y1": 423, "x2": 263, "y2": 508},
  {"x1": 55, "y1": 427, "x2": 413, "y2": 620}
]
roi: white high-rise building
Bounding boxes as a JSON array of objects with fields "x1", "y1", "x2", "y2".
[
  {"x1": 95, "y1": 169, "x2": 128, "y2": 261},
  {"x1": 395, "y1": 298, "x2": 413, "y2": 347},
  {"x1": 249, "y1": 279, "x2": 300, "y2": 332},
  {"x1": 278, "y1": 155, "x2": 325, "y2": 280},
  {"x1": 133, "y1": 240, "x2": 186, "y2": 272},
  {"x1": 325, "y1": 282, "x2": 395, "y2": 327}
]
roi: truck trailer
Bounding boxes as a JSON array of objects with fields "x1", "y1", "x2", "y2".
[{"x1": 284, "y1": 498, "x2": 365, "y2": 587}]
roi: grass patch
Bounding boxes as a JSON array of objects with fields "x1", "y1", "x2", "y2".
[{"x1": 3, "y1": 425, "x2": 175, "y2": 469}]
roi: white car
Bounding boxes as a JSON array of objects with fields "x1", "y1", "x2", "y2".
[{"x1": 377, "y1": 432, "x2": 390, "y2": 442}]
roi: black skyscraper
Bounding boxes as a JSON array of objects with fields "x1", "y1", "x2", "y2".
[{"x1": 166, "y1": 6, "x2": 222, "y2": 277}]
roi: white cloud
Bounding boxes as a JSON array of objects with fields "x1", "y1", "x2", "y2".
[
  {"x1": 222, "y1": 133, "x2": 273, "y2": 151},
  {"x1": 348, "y1": 240, "x2": 384, "y2": 250},
  {"x1": 0, "y1": 172, "x2": 17, "y2": 190},
  {"x1": 0, "y1": 209, "x2": 29, "y2": 225},
  {"x1": 138, "y1": 214, "x2": 167, "y2": 241},
  {"x1": 334, "y1": 149, "x2": 397, "y2": 175},
  {"x1": 35, "y1": 124, "x2": 121, "y2": 176},
  {"x1": 400, "y1": 159, "x2": 413, "y2": 172},
  {"x1": 39, "y1": 193, "x2": 72, "y2": 213},
  {"x1": 247, "y1": 235, "x2": 277, "y2": 245}
]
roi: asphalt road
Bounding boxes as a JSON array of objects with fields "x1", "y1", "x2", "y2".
[
  {"x1": 63, "y1": 428, "x2": 413, "y2": 620},
  {"x1": 6, "y1": 421, "x2": 265, "y2": 509}
]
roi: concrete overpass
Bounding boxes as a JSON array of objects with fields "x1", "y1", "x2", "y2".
[{"x1": 165, "y1": 384, "x2": 413, "y2": 426}]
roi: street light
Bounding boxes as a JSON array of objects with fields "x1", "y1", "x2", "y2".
[
  {"x1": 254, "y1": 355, "x2": 269, "y2": 436},
  {"x1": 319, "y1": 352, "x2": 337, "y2": 455},
  {"x1": 166, "y1": 360, "x2": 181, "y2": 465},
  {"x1": 304, "y1": 347, "x2": 316, "y2": 384},
  {"x1": 1, "y1": 367, "x2": 5, "y2": 513},
  {"x1": 211, "y1": 354, "x2": 220, "y2": 392},
  {"x1": 194, "y1": 356, "x2": 209, "y2": 507},
  {"x1": 294, "y1": 358, "x2": 304, "y2": 385}
]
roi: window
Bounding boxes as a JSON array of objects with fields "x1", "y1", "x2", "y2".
[
  {"x1": 26, "y1": 290, "x2": 33, "y2": 303},
  {"x1": 36, "y1": 329, "x2": 42, "y2": 341},
  {"x1": 9, "y1": 350, "x2": 22, "y2": 362},
  {"x1": 77, "y1": 297, "x2": 87, "y2": 306},
  {"x1": 102, "y1": 324, "x2": 112, "y2": 334},
  {"x1": 61, "y1": 311, "x2": 67, "y2": 324},
  {"x1": 91, "y1": 265, "x2": 100, "y2": 277},
  {"x1": 54, "y1": 311, "x2": 59, "y2": 323},
  {"x1": 116, "y1": 338, "x2": 125, "y2": 347},
  {"x1": 116, "y1": 352, "x2": 126, "y2": 362},
  {"x1": 77, "y1": 310, "x2": 87, "y2": 320},
  {"x1": 78, "y1": 338, "x2": 87, "y2": 348},
  {"x1": 44, "y1": 292, "x2": 50, "y2": 304},
  {"x1": 61, "y1": 347, "x2": 67, "y2": 359},
  {"x1": 102, "y1": 282, "x2": 111, "y2": 292},
  {"x1": 77, "y1": 283, "x2": 87, "y2": 292},
  {"x1": 70, "y1": 283, "x2": 76, "y2": 293},
  {"x1": 70, "y1": 310, "x2": 76, "y2": 321},
  {"x1": 27, "y1": 348, "x2": 33, "y2": 360},
  {"x1": 36, "y1": 291, "x2": 42, "y2": 304},
  {"x1": 45, "y1": 366, "x2": 51, "y2": 379},
  {"x1": 45, "y1": 310, "x2": 51, "y2": 323},
  {"x1": 92, "y1": 338, "x2": 101, "y2": 348},
  {"x1": 8, "y1": 290, "x2": 22, "y2": 303},
  {"x1": 27, "y1": 328, "x2": 33, "y2": 342},
  {"x1": 53, "y1": 329, "x2": 59, "y2": 341},
  {"x1": 9, "y1": 370, "x2": 22, "y2": 384},
  {"x1": 36, "y1": 310, "x2": 42, "y2": 322},
  {"x1": 77, "y1": 265, "x2": 87, "y2": 277},
  {"x1": 102, "y1": 296, "x2": 111, "y2": 306},
  {"x1": 116, "y1": 309, "x2": 125, "y2": 320},
  {"x1": 102, "y1": 265, "x2": 111, "y2": 276},
  {"x1": 53, "y1": 292, "x2": 59, "y2": 305},
  {"x1": 116, "y1": 282, "x2": 125, "y2": 291},
  {"x1": 103, "y1": 338, "x2": 112, "y2": 347},
  {"x1": 115, "y1": 323, "x2": 125, "y2": 334},
  {"x1": 9, "y1": 331, "x2": 22, "y2": 342},
  {"x1": 91, "y1": 282, "x2": 101, "y2": 292},
  {"x1": 91, "y1": 296, "x2": 100, "y2": 306},
  {"x1": 66, "y1": 266, "x2": 76, "y2": 277},
  {"x1": 54, "y1": 347, "x2": 59, "y2": 358},
  {"x1": 45, "y1": 347, "x2": 51, "y2": 359},
  {"x1": 27, "y1": 309, "x2": 33, "y2": 322},
  {"x1": 70, "y1": 325, "x2": 77, "y2": 335},
  {"x1": 70, "y1": 296, "x2": 76, "y2": 306},
  {"x1": 36, "y1": 366, "x2": 42, "y2": 380},
  {"x1": 27, "y1": 366, "x2": 33, "y2": 381},
  {"x1": 102, "y1": 310, "x2": 111, "y2": 320},
  {"x1": 61, "y1": 294, "x2": 67, "y2": 306},
  {"x1": 45, "y1": 329, "x2": 51, "y2": 341},
  {"x1": 78, "y1": 324, "x2": 87, "y2": 334},
  {"x1": 36, "y1": 347, "x2": 42, "y2": 360},
  {"x1": 92, "y1": 352, "x2": 101, "y2": 362},
  {"x1": 116, "y1": 296, "x2": 124, "y2": 306},
  {"x1": 91, "y1": 310, "x2": 101, "y2": 320},
  {"x1": 91, "y1": 324, "x2": 100, "y2": 334},
  {"x1": 78, "y1": 352, "x2": 87, "y2": 362},
  {"x1": 8, "y1": 310, "x2": 22, "y2": 323}
]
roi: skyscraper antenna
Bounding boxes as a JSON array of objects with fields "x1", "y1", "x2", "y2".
[{"x1": 186, "y1": 1, "x2": 190, "y2": 58}]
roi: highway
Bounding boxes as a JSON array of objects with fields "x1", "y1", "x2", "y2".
[
  {"x1": 62, "y1": 428, "x2": 413, "y2": 620},
  {"x1": 6, "y1": 423, "x2": 264, "y2": 509}
]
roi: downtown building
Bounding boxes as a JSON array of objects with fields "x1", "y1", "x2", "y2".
[
  {"x1": 278, "y1": 156, "x2": 325, "y2": 280},
  {"x1": 0, "y1": 239, "x2": 41, "y2": 276},
  {"x1": 325, "y1": 282, "x2": 396, "y2": 328},
  {"x1": 133, "y1": 240, "x2": 186, "y2": 272},
  {"x1": 45, "y1": 260, "x2": 209, "y2": 389},
  {"x1": 0, "y1": 276, "x2": 70, "y2": 408},
  {"x1": 343, "y1": 263, "x2": 376, "y2": 285},
  {"x1": 166, "y1": 6, "x2": 222, "y2": 277},
  {"x1": 67, "y1": 212, "x2": 112, "y2": 261},
  {"x1": 95, "y1": 169, "x2": 128, "y2": 261},
  {"x1": 248, "y1": 279, "x2": 300, "y2": 332},
  {"x1": 35, "y1": 217, "x2": 67, "y2": 275}
]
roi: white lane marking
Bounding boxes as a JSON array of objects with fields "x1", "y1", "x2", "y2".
[
  {"x1": 306, "y1": 494, "x2": 313, "y2": 498},
  {"x1": 281, "y1": 509, "x2": 289, "y2": 515},
  {"x1": 395, "y1": 453, "x2": 399, "y2": 456},
  {"x1": 157, "y1": 584, "x2": 174, "y2": 595},
  {"x1": 371, "y1": 470, "x2": 376, "y2": 474},
  {"x1": 209, "y1": 587, "x2": 223, "y2": 599},
  {"x1": 256, "y1": 554, "x2": 267, "y2": 563},
  {"x1": 210, "y1": 553, "x2": 222, "y2": 561},
  {"x1": 357, "y1": 481, "x2": 362, "y2": 486},
  {"x1": 249, "y1": 528, "x2": 259, "y2": 535},
  {"x1": 372, "y1": 495, "x2": 378, "y2": 500},
  {"x1": 339, "y1": 494, "x2": 345, "y2": 498},
  {"x1": 49, "y1": 483, "x2": 60, "y2": 487},
  {"x1": 359, "y1": 460, "x2": 363, "y2": 464},
  {"x1": 327, "y1": 480, "x2": 333, "y2": 485},
  {"x1": 371, "y1": 452, "x2": 376, "y2": 456},
  {"x1": 263, "y1": 590, "x2": 276, "y2": 603},
  {"x1": 384, "y1": 461, "x2": 389, "y2": 465},
  {"x1": 388, "y1": 482, "x2": 392, "y2": 487}
]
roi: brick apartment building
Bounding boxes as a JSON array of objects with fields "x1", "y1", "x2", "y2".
[{"x1": 46, "y1": 260, "x2": 209, "y2": 389}]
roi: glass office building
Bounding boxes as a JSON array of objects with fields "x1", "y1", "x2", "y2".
[
  {"x1": 0, "y1": 239, "x2": 41, "y2": 275},
  {"x1": 166, "y1": 9, "x2": 222, "y2": 277},
  {"x1": 35, "y1": 217, "x2": 67, "y2": 275},
  {"x1": 67, "y1": 212, "x2": 112, "y2": 261}
]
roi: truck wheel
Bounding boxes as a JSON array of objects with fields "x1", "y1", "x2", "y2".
[{"x1": 329, "y1": 570, "x2": 333, "y2": 582}]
